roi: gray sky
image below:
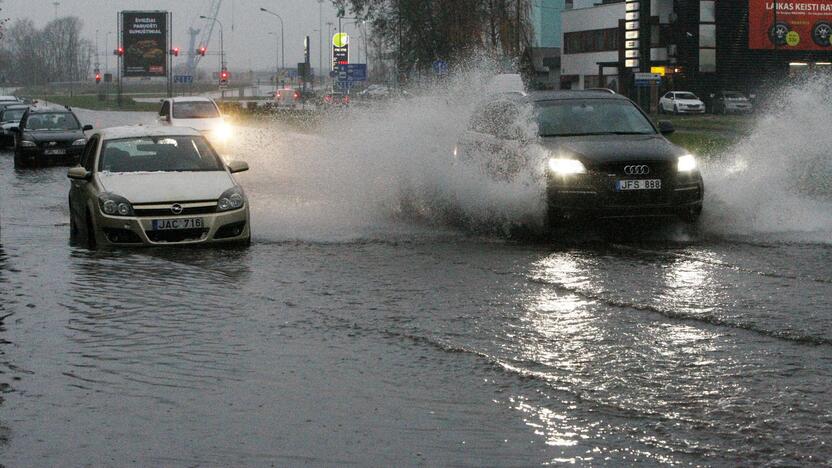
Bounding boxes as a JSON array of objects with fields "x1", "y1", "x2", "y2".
[{"x1": 0, "y1": 0, "x2": 365, "y2": 73}]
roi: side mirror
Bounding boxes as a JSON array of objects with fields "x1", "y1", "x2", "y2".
[
  {"x1": 83, "y1": 124, "x2": 93, "y2": 131},
  {"x1": 226, "y1": 160, "x2": 249, "y2": 173},
  {"x1": 67, "y1": 166, "x2": 91, "y2": 180},
  {"x1": 658, "y1": 120, "x2": 675, "y2": 135}
]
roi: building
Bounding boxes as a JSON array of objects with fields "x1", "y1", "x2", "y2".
[
  {"x1": 561, "y1": 0, "x2": 832, "y2": 100},
  {"x1": 529, "y1": 0, "x2": 565, "y2": 89}
]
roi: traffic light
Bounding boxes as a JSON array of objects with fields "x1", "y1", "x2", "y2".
[
  {"x1": 199, "y1": 46, "x2": 207, "y2": 56},
  {"x1": 114, "y1": 47, "x2": 124, "y2": 56},
  {"x1": 219, "y1": 67, "x2": 229, "y2": 86},
  {"x1": 171, "y1": 47, "x2": 180, "y2": 56},
  {"x1": 95, "y1": 73, "x2": 101, "y2": 84}
]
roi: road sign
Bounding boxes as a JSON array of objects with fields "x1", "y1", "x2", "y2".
[
  {"x1": 336, "y1": 64, "x2": 367, "y2": 82},
  {"x1": 332, "y1": 33, "x2": 349, "y2": 70},
  {"x1": 173, "y1": 75, "x2": 193, "y2": 84},
  {"x1": 432, "y1": 60, "x2": 449, "y2": 76},
  {"x1": 634, "y1": 72, "x2": 661, "y2": 87}
]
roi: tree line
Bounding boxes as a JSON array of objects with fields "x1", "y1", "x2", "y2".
[
  {"x1": 332, "y1": 0, "x2": 533, "y2": 77},
  {"x1": 0, "y1": 17, "x2": 93, "y2": 85}
]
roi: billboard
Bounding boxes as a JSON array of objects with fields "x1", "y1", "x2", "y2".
[
  {"x1": 121, "y1": 11, "x2": 168, "y2": 77},
  {"x1": 332, "y1": 33, "x2": 349, "y2": 70},
  {"x1": 749, "y1": 0, "x2": 832, "y2": 50}
]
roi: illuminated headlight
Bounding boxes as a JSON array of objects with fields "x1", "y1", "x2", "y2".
[
  {"x1": 98, "y1": 193, "x2": 134, "y2": 216},
  {"x1": 217, "y1": 186, "x2": 245, "y2": 212},
  {"x1": 548, "y1": 158, "x2": 587, "y2": 175},
  {"x1": 214, "y1": 123, "x2": 232, "y2": 142},
  {"x1": 19, "y1": 140, "x2": 36, "y2": 147},
  {"x1": 677, "y1": 154, "x2": 698, "y2": 172},
  {"x1": 72, "y1": 138, "x2": 86, "y2": 146}
]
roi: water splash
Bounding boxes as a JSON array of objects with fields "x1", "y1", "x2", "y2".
[{"x1": 703, "y1": 75, "x2": 832, "y2": 242}]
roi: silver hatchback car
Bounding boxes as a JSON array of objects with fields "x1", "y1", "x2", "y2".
[{"x1": 68, "y1": 126, "x2": 251, "y2": 247}]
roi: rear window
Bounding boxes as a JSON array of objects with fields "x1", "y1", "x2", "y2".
[
  {"x1": 98, "y1": 135, "x2": 224, "y2": 173},
  {"x1": 172, "y1": 101, "x2": 219, "y2": 119}
]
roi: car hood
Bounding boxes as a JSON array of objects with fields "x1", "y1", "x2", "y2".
[
  {"x1": 537, "y1": 134, "x2": 687, "y2": 164},
  {"x1": 23, "y1": 130, "x2": 84, "y2": 142},
  {"x1": 169, "y1": 117, "x2": 223, "y2": 132},
  {"x1": 97, "y1": 171, "x2": 234, "y2": 204}
]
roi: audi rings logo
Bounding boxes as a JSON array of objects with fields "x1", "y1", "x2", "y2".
[
  {"x1": 170, "y1": 203, "x2": 183, "y2": 215},
  {"x1": 624, "y1": 165, "x2": 650, "y2": 175}
]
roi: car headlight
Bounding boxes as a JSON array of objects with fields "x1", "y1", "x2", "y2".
[
  {"x1": 677, "y1": 154, "x2": 698, "y2": 172},
  {"x1": 214, "y1": 122, "x2": 232, "y2": 143},
  {"x1": 548, "y1": 158, "x2": 587, "y2": 175},
  {"x1": 217, "y1": 186, "x2": 245, "y2": 212},
  {"x1": 98, "y1": 193, "x2": 134, "y2": 216},
  {"x1": 19, "y1": 140, "x2": 36, "y2": 147},
  {"x1": 72, "y1": 138, "x2": 86, "y2": 146}
]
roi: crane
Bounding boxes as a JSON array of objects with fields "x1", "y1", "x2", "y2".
[{"x1": 186, "y1": 0, "x2": 222, "y2": 76}]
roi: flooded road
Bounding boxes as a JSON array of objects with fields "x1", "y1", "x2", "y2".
[{"x1": 0, "y1": 108, "x2": 830, "y2": 466}]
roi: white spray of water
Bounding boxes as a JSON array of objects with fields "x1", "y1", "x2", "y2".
[
  {"x1": 703, "y1": 76, "x2": 832, "y2": 243},
  {"x1": 233, "y1": 69, "x2": 545, "y2": 243}
]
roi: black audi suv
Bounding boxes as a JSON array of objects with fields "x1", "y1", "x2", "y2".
[
  {"x1": 456, "y1": 90, "x2": 703, "y2": 229},
  {"x1": 11, "y1": 106, "x2": 92, "y2": 168}
]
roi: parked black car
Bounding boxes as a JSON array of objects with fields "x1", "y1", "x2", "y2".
[
  {"x1": 456, "y1": 91, "x2": 704, "y2": 228},
  {"x1": 11, "y1": 106, "x2": 92, "y2": 168},
  {"x1": 0, "y1": 104, "x2": 29, "y2": 147}
]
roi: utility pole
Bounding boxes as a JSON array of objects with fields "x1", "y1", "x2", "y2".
[{"x1": 318, "y1": 0, "x2": 324, "y2": 88}]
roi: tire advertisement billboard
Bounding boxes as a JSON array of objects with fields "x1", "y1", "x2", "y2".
[
  {"x1": 121, "y1": 11, "x2": 168, "y2": 77},
  {"x1": 749, "y1": 0, "x2": 832, "y2": 50}
]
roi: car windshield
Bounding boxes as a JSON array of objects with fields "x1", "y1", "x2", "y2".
[
  {"x1": 1, "y1": 109, "x2": 26, "y2": 122},
  {"x1": 98, "y1": 136, "x2": 225, "y2": 173},
  {"x1": 24, "y1": 112, "x2": 80, "y2": 131},
  {"x1": 675, "y1": 93, "x2": 698, "y2": 100},
  {"x1": 172, "y1": 101, "x2": 219, "y2": 119},
  {"x1": 536, "y1": 99, "x2": 656, "y2": 137}
]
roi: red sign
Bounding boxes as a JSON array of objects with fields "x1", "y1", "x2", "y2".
[{"x1": 749, "y1": 0, "x2": 832, "y2": 50}]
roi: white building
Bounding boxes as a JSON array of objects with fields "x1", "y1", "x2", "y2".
[{"x1": 560, "y1": 0, "x2": 673, "y2": 91}]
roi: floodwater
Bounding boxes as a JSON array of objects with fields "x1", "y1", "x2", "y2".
[{"x1": 0, "y1": 98, "x2": 830, "y2": 466}]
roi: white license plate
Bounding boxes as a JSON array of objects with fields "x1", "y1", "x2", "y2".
[
  {"x1": 44, "y1": 149, "x2": 65, "y2": 155},
  {"x1": 616, "y1": 179, "x2": 662, "y2": 191},
  {"x1": 151, "y1": 218, "x2": 205, "y2": 230}
]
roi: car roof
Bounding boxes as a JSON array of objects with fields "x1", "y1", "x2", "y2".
[
  {"x1": 26, "y1": 106, "x2": 74, "y2": 114},
  {"x1": 0, "y1": 96, "x2": 19, "y2": 101},
  {"x1": 94, "y1": 125, "x2": 201, "y2": 140},
  {"x1": 527, "y1": 90, "x2": 631, "y2": 102},
  {"x1": 166, "y1": 96, "x2": 215, "y2": 103}
]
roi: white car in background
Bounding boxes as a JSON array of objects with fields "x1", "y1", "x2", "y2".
[
  {"x1": 68, "y1": 126, "x2": 251, "y2": 247},
  {"x1": 659, "y1": 91, "x2": 706, "y2": 114},
  {"x1": 158, "y1": 96, "x2": 232, "y2": 152}
]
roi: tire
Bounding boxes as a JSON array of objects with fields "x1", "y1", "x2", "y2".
[
  {"x1": 678, "y1": 206, "x2": 702, "y2": 224},
  {"x1": 673, "y1": 105, "x2": 679, "y2": 115},
  {"x1": 13, "y1": 151, "x2": 26, "y2": 168},
  {"x1": 813, "y1": 21, "x2": 832, "y2": 47},
  {"x1": 85, "y1": 210, "x2": 97, "y2": 249},
  {"x1": 658, "y1": 104, "x2": 664, "y2": 115},
  {"x1": 770, "y1": 22, "x2": 790, "y2": 47}
]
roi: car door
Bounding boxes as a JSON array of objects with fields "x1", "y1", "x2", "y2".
[{"x1": 69, "y1": 135, "x2": 99, "y2": 222}]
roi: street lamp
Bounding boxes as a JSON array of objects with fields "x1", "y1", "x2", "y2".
[
  {"x1": 259, "y1": 7, "x2": 285, "y2": 71},
  {"x1": 105, "y1": 31, "x2": 112, "y2": 73},
  {"x1": 199, "y1": 15, "x2": 225, "y2": 70},
  {"x1": 318, "y1": 0, "x2": 324, "y2": 87},
  {"x1": 268, "y1": 31, "x2": 279, "y2": 88}
]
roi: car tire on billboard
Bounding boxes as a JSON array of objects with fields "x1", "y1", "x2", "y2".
[
  {"x1": 769, "y1": 22, "x2": 790, "y2": 47},
  {"x1": 812, "y1": 22, "x2": 832, "y2": 47}
]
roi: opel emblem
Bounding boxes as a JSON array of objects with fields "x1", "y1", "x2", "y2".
[
  {"x1": 170, "y1": 203, "x2": 183, "y2": 215},
  {"x1": 624, "y1": 165, "x2": 650, "y2": 175}
]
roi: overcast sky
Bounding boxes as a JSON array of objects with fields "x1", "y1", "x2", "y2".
[{"x1": 0, "y1": 0, "x2": 365, "y2": 73}]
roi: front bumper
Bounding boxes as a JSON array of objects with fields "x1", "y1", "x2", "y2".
[
  {"x1": 16, "y1": 145, "x2": 84, "y2": 164},
  {"x1": 93, "y1": 206, "x2": 250, "y2": 246},
  {"x1": 547, "y1": 169, "x2": 703, "y2": 220},
  {"x1": 678, "y1": 106, "x2": 706, "y2": 114}
]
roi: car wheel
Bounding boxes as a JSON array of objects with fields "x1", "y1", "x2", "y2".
[
  {"x1": 770, "y1": 21, "x2": 790, "y2": 47},
  {"x1": 658, "y1": 104, "x2": 664, "y2": 115},
  {"x1": 679, "y1": 206, "x2": 702, "y2": 224},
  {"x1": 13, "y1": 151, "x2": 27, "y2": 168},
  {"x1": 813, "y1": 22, "x2": 832, "y2": 47},
  {"x1": 673, "y1": 105, "x2": 679, "y2": 115}
]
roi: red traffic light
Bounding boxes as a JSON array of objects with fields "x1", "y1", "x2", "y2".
[
  {"x1": 171, "y1": 47, "x2": 180, "y2": 56},
  {"x1": 199, "y1": 46, "x2": 207, "y2": 56},
  {"x1": 114, "y1": 47, "x2": 124, "y2": 56},
  {"x1": 220, "y1": 71, "x2": 229, "y2": 79},
  {"x1": 95, "y1": 73, "x2": 101, "y2": 83}
]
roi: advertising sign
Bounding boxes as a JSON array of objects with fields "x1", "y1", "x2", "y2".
[
  {"x1": 749, "y1": 0, "x2": 832, "y2": 50},
  {"x1": 121, "y1": 11, "x2": 168, "y2": 77},
  {"x1": 332, "y1": 33, "x2": 349, "y2": 70}
]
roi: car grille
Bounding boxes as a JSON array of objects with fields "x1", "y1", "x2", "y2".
[
  {"x1": 36, "y1": 140, "x2": 73, "y2": 148},
  {"x1": 133, "y1": 201, "x2": 218, "y2": 217},
  {"x1": 146, "y1": 228, "x2": 209, "y2": 243},
  {"x1": 595, "y1": 161, "x2": 673, "y2": 206}
]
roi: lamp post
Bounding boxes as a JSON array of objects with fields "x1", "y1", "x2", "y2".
[
  {"x1": 268, "y1": 31, "x2": 279, "y2": 89},
  {"x1": 259, "y1": 7, "x2": 285, "y2": 71},
  {"x1": 318, "y1": 0, "x2": 324, "y2": 88},
  {"x1": 326, "y1": 21, "x2": 334, "y2": 73},
  {"x1": 199, "y1": 15, "x2": 225, "y2": 70},
  {"x1": 105, "y1": 31, "x2": 112, "y2": 74}
]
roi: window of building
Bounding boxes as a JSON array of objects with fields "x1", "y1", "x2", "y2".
[
  {"x1": 699, "y1": 24, "x2": 716, "y2": 48},
  {"x1": 699, "y1": 49, "x2": 716, "y2": 72},
  {"x1": 700, "y1": 1, "x2": 715, "y2": 22},
  {"x1": 564, "y1": 28, "x2": 620, "y2": 54}
]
